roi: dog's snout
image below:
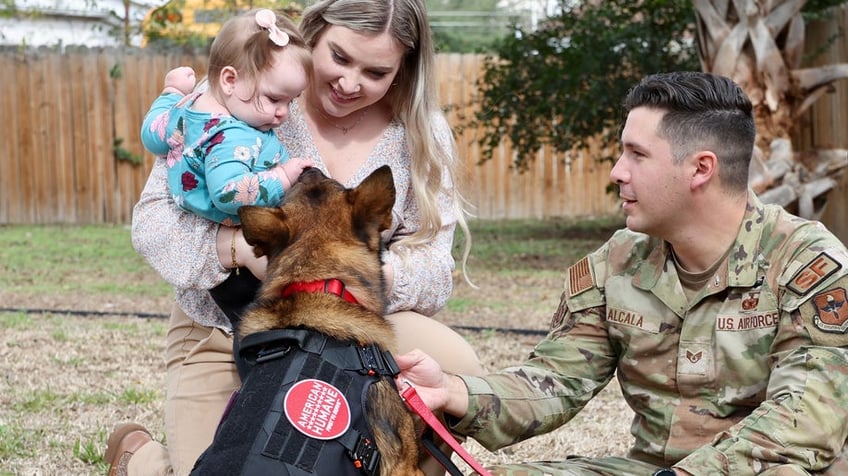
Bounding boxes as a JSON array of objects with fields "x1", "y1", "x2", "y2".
[{"x1": 299, "y1": 167, "x2": 326, "y2": 184}]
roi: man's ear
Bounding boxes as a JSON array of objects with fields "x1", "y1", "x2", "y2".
[{"x1": 690, "y1": 151, "x2": 718, "y2": 190}]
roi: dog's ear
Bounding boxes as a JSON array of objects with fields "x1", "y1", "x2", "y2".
[
  {"x1": 349, "y1": 165, "x2": 396, "y2": 247},
  {"x1": 237, "y1": 206, "x2": 292, "y2": 258}
]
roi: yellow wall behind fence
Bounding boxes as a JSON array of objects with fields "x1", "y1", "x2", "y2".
[{"x1": 0, "y1": 50, "x2": 618, "y2": 224}]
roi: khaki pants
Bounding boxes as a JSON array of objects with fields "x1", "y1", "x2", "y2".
[{"x1": 128, "y1": 304, "x2": 484, "y2": 476}]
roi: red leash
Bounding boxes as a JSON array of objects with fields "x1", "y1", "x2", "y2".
[{"x1": 400, "y1": 381, "x2": 493, "y2": 476}]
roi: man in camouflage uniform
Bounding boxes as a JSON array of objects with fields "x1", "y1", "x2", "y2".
[{"x1": 396, "y1": 71, "x2": 848, "y2": 476}]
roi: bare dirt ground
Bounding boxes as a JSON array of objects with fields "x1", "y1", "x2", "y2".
[{"x1": 0, "y1": 269, "x2": 634, "y2": 475}]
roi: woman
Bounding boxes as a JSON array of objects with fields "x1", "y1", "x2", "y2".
[{"x1": 106, "y1": 0, "x2": 483, "y2": 475}]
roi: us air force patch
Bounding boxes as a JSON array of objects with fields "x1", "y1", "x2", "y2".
[
  {"x1": 568, "y1": 256, "x2": 594, "y2": 297},
  {"x1": 787, "y1": 252, "x2": 841, "y2": 295},
  {"x1": 812, "y1": 288, "x2": 848, "y2": 334}
]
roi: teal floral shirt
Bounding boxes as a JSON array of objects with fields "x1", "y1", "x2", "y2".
[{"x1": 141, "y1": 92, "x2": 289, "y2": 225}]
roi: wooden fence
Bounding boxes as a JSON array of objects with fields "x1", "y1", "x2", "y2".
[
  {"x1": 797, "y1": 6, "x2": 848, "y2": 242},
  {"x1": 5, "y1": 13, "x2": 848, "y2": 227},
  {"x1": 1, "y1": 49, "x2": 212, "y2": 224},
  {"x1": 0, "y1": 49, "x2": 617, "y2": 224}
]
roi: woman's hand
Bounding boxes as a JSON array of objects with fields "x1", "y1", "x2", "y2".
[
  {"x1": 217, "y1": 226, "x2": 267, "y2": 280},
  {"x1": 382, "y1": 261, "x2": 394, "y2": 293},
  {"x1": 240, "y1": 248, "x2": 268, "y2": 280}
]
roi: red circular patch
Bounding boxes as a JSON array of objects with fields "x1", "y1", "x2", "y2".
[{"x1": 283, "y1": 379, "x2": 351, "y2": 440}]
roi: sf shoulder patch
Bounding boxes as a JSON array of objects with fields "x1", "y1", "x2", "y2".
[
  {"x1": 787, "y1": 252, "x2": 842, "y2": 295},
  {"x1": 568, "y1": 256, "x2": 595, "y2": 297}
]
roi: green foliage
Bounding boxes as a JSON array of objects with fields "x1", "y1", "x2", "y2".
[
  {"x1": 144, "y1": 30, "x2": 213, "y2": 52},
  {"x1": 109, "y1": 62, "x2": 123, "y2": 80},
  {"x1": 13, "y1": 389, "x2": 61, "y2": 413},
  {"x1": 427, "y1": 0, "x2": 514, "y2": 53},
  {"x1": 142, "y1": 0, "x2": 303, "y2": 50},
  {"x1": 142, "y1": 0, "x2": 215, "y2": 49},
  {"x1": 0, "y1": 312, "x2": 30, "y2": 329},
  {"x1": 801, "y1": 0, "x2": 848, "y2": 63},
  {"x1": 803, "y1": 0, "x2": 848, "y2": 20},
  {"x1": 466, "y1": 0, "x2": 700, "y2": 170},
  {"x1": 113, "y1": 137, "x2": 143, "y2": 165},
  {"x1": 0, "y1": 0, "x2": 17, "y2": 18}
]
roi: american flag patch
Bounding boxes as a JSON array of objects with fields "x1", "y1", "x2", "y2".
[{"x1": 568, "y1": 256, "x2": 594, "y2": 296}]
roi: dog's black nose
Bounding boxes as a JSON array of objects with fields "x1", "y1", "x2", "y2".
[{"x1": 298, "y1": 167, "x2": 326, "y2": 184}]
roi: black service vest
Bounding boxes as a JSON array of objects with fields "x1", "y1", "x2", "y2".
[{"x1": 190, "y1": 328, "x2": 400, "y2": 476}]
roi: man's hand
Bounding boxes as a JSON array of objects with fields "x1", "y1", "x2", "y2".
[{"x1": 395, "y1": 349, "x2": 469, "y2": 417}]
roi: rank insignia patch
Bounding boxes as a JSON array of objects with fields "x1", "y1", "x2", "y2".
[
  {"x1": 813, "y1": 288, "x2": 848, "y2": 334},
  {"x1": 568, "y1": 257, "x2": 594, "y2": 296},
  {"x1": 741, "y1": 291, "x2": 760, "y2": 311},
  {"x1": 787, "y1": 252, "x2": 841, "y2": 295},
  {"x1": 685, "y1": 350, "x2": 703, "y2": 364}
]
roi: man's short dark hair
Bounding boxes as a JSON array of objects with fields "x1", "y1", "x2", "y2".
[{"x1": 624, "y1": 72, "x2": 756, "y2": 192}]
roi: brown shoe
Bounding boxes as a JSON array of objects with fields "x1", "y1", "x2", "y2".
[{"x1": 105, "y1": 423, "x2": 152, "y2": 476}]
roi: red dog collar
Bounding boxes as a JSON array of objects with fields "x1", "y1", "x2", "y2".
[{"x1": 281, "y1": 279, "x2": 359, "y2": 305}]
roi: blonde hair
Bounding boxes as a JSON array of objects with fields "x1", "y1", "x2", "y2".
[
  {"x1": 207, "y1": 9, "x2": 312, "y2": 104},
  {"x1": 300, "y1": 0, "x2": 473, "y2": 280}
]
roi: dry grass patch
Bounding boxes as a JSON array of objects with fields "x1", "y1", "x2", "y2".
[
  {"x1": 0, "y1": 312, "x2": 166, "y2": 475},
  {"x1": 0, "y1": 310, "x2": 634, "y2": 475}
]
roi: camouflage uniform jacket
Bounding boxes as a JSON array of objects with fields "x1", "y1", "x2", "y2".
[{"x1": 453, "y1": 193, "x2": 848, "y2": 475}]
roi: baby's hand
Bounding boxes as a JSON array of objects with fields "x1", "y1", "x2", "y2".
[
  {"x1": 162, "y1": 66, "x2": 196, "y2": 95},
  {"x1": 278, "y1": 157, "x2": 314, "y2": 189}
]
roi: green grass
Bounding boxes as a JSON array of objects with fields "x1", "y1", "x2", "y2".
[
  {"x1": 0, "y1": 312, "x2": 31, "y2": 329},
  {"x1": 118, "y1": 387, "x2": 161, "y2": 405},
  {"x1": 0, "y1": 307, "x2": 168, "y2": 474},
  {"x1": 0, "y1": 423, "x2": 34, "y2": 461},
  {"x1": 457, "y1": 215, "x2": 623, "y2": 274},
  {"x1": 74, "y1": 436, "x2": 107, "y2": 467},
  {"x1": 0, "y1": 218, "x2": 624, "y2": 304},
  {"x1": 0, "y1": 224, "x2": 171, "y2": 299}
]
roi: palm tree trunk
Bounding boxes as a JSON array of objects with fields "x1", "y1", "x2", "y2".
[{"x1": 693, "y1": 0, "x2": 848, "y2": 218}]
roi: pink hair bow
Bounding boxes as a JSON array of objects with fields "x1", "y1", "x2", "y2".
[{"x1": 255, "y1": 9, "x2": 289, "y2": 47}]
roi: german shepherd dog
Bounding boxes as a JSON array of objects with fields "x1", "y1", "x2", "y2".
[{"x1": 192, "y1": 166, "x2": 423, "y2": 476}]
